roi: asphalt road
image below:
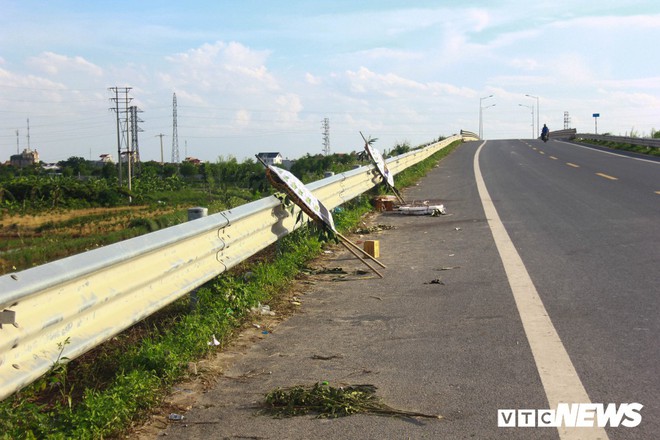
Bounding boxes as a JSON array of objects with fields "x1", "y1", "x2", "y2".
[
  {"x1": 479, "y1": 139, "x2": 659, "y2": 439},
  {"x1": 146, "y1": 139, "x2": 658, "y2": 439}
]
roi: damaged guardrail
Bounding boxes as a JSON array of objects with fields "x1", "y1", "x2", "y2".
[{"x1": 0, "y1": 134, "x2": 463, "y2": 401}]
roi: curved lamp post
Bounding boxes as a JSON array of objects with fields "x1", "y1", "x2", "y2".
[
  {"x1": 525, "y1": 94, "x2": 539, "y2": 136},
  {"x1": 479, "y1": 95, "x2": 494, "y2": 139}
]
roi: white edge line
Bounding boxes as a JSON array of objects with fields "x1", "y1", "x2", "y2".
[
  {"x1": 555, "y1": 140, "x2": 660, "y2": 164},
  {"x1": 474, "y1": 141, "x2": 608, "y2": 440}
]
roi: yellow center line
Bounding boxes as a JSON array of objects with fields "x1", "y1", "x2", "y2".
[
  {"x1": 596, "y1": 172, "x2": 618, "y2": 181},
  {"x1": 566, "y1": 162, "x2": 580, "y2": 168}
]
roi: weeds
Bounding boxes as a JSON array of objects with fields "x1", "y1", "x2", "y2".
[{"x1": 263, "y1": 382, "x2": 441, "y2": 419}]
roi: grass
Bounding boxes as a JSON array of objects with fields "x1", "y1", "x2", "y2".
[
  {"x1": 576, "y1": 138, "x2": 660, "y2": 157},
  {"x1": 0, "y1": 139, "x2": 462, "y2": 439}
]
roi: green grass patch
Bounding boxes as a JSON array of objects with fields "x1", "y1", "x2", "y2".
[{"x1": 577, "y1": 138, "x2": 660, "y2": 157}]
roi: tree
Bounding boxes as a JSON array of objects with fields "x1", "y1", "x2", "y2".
[
  {"x1": 58, "y1": 157, "x2": 91, "y2": 177},
  {"x1": 179, "y1": 161, "x2": 198, "y2": 178}
]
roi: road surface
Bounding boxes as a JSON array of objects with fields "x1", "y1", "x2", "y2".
[{"x1": 142, "y1": 139, "x2": 659, "y2": 439}]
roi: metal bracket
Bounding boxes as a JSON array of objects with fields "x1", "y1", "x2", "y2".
[{"x1": 0, "y1": 310, "x2": 16, "y2": 329}]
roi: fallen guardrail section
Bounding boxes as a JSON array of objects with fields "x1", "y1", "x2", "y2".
[{"x1": 0, "y1": 134, "x2": 463, "y2": 401}]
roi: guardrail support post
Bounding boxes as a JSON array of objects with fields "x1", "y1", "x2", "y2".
[
  {"x1": 0, "y1": 310, "x2": 16, "y2": 328},
  {"x1": 187, "y1": 207, "x2": 208, "y2": 310}
]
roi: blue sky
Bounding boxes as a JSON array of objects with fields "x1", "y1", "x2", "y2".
[{"x1": 1, "y1": 0, "x2": 659, "y2": 163}]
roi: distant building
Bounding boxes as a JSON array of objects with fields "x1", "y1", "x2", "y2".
[
  {"x1": 41, "y1": 163, "x2": 61, "y2": 172},
  {"x1": 184, "y1": 156, "x2": 201, "y2": 165},
  {"x1": 257, "y1": 152, "x2": 283, "y2": 166},
  {"x1": 10, "y1": 148, "x2": 40, "y2": 168},
  {"x1": 98, "y1": 154, "x2": 114, "y2": 164}
]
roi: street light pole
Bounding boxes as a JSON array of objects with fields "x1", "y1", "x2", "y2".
[
  {"x1": 519, "y1": 104, "x2": 534, "y2": 138},
  {"x1": 525, "y1": 94, "x2": 539, "y2": 136},
  {"x1": 479, "y1": 94, "x2": 493, "y2": 139}
]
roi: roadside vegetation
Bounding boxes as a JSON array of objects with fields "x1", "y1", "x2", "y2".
[
  {"x1": 576, "y1": 128, "x2": 660, "y2": 157},
  {"x1": 0, "y1": 138, "x2": 460, "y2": 439}
]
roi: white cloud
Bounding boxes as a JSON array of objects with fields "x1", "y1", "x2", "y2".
[
  {"x1": 27, "y1": 52, "x2": 103, "y2": 77},
  {"x1": 510, "y1": 58, "x2": 541, "y2": 71},
  {"x1": 233, "y1": 109, "x2": 251, "y2": 128},
  {"x1": 164, "y1": 41, "x2": 278, "y2": 93},
  {"x1": 305, "y1": 73, "x2": 322, "y2": 85}
]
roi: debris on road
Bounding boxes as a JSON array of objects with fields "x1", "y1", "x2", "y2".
[
  {"x1": 311, "y1": 354, "x2": 344, "y2": 360},
  {"x1": 425, "y1": 279, "x2": 445, "y2": 285},
  {"x1": 396, "y1": 204, "x2": 447, "y2": 216},
  {"x1": 251, "y1": 303, "x2": 276, "y2": 316},
  {"x1": 262, "y1": 382, "x2": 442, "y2": 419},
  {"x1": 353, "y1": 224, "x2": 396, "y2": 234}
]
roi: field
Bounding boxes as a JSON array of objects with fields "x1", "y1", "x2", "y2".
[{"x1": 0, "y1": 204, "x2": 199, "y2": 275}]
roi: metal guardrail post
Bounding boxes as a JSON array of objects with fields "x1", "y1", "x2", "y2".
[{"x1": 187, "y1": 207, "x2": 208, "y2": 310}]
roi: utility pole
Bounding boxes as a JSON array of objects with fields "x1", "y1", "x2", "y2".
[
  {"x1": 26, "y1": 118, "x2": 31, "y2": 151},
  {"x1": 15, "y1": 129, "x2": 19, "y2": 154},
  {"x1": 155, "y1": 133, "x2": 167, "y2": 165}
]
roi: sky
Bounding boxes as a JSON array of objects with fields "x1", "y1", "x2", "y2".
[{"x1": 1, "y1": 0, "x2": 659, "y2": 164}]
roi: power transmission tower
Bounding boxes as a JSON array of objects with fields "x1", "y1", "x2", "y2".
[
  {"x1": 321, "y1": 117, "x2": 330, "y2": 155},
  {"x1": 109, "y1": 87, "x2": 133, "y2": 186},
  {"x1": 129, "y1": 105, "x2": 144, "y2": 175},
  {"x1": 172, "y1": 93, "x2": 180, "y2": 164},
  {"x1": 564, "y1": 111, "x2": 571, "y2": 130}
]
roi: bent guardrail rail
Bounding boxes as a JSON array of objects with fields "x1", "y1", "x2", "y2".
[
  {"x1": 0, "y1": 135, "x2": 463, "y2": 401},
  {"x1": 574, "y1": 133, "x2": 660, "y2": 149}
]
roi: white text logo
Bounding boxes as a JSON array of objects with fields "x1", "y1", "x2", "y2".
[{"x1": 498, "y1": 403, "x2": 643, "y2": 428}]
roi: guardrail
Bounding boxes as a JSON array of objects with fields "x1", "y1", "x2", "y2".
[
  {"x1": 574, "y1": 133, "x2": 660, "y2": 148},
  {"x1": 548, "y1": 128, "x2": 577, "y2": 139},
  {"x1": 0, "y1": 134, "x2": 463, "y2": 401},
  {"x1": 460, "y1": 129, "x2": 479, "y2": 141}
]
